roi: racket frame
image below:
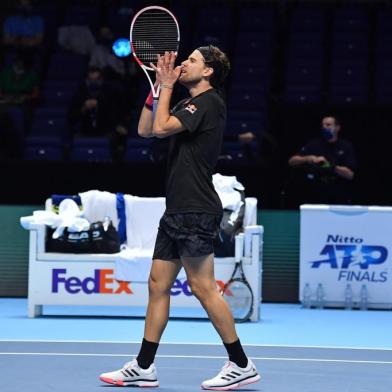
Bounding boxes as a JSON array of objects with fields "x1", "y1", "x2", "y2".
[
  {"x1": 222, "y1": 234, "x2": 254, "y2": 322},
  {"x1": 129, "y1": 5, "x2": 180, "y2": 101}
]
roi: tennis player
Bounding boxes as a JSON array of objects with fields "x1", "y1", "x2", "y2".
[{"x1": 99, "y1": 45, "x2": 260, "y2": 390}]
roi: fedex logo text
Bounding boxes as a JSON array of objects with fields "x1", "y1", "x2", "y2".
[
  {"x1": 52, "y1": 269, "x2": 132, "y2": 295},
  {"x1": 170, "y1": 279, "x2": 226, "y2": 296}
]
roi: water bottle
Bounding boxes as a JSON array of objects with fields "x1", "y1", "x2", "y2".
[
  {"x1": 359, "y1": 284, "x2": 368, "y2": 310},
  {"x1": 302, "y1": 283, "x2": 312, "y2": 309},
  {"x1": 315, "y1": 283, "x2": 325, "y2": 309},
  {"x1": 344, "y1": 284, "x2": 354, "y2": 310}
]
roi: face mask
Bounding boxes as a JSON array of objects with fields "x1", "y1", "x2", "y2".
[{"x1": 321, "y1": 127, "x2": 335, "y2": 141}]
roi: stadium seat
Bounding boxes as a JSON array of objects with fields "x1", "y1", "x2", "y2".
[
  {"x1": 30, "y1": 108, "x2": 68, "y2": 139},
  {"x1": 238, "y1": 7, "x2": 275, "y2": 33},
  {"x1": 47, "y1": 53, "x2": 88, "y2": 81},
  {"x1": 23, "y1": 136, "x2": 63, "y2": 161},
  {"x1": 70, "y1": 137, "x2": 112, "y2": 162},
  {"x1": 63, "y1": 5, "x2": 99, "y2": 32}
]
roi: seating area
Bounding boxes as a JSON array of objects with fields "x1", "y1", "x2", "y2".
[{"x1": 0, "y1": 0, "x2": 391, "y2": 195}]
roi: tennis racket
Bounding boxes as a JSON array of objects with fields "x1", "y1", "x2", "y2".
[
  {"x1": 130, "y1": 6, "x2": 180, "y2": 113},
  {"x1": 222, "y1": 233, "x2": 254, "y2": 322}
]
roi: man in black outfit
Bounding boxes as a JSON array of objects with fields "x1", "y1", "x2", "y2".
[
  {"x1": 69, "y1": 67, "x2": 129, "y2": 160},
  {"x1": 99, "y1": 46, "x2": 260, "y2": 390},
  {"x1": 288, "y1": 115, "x2": 356, "y2": 206}
]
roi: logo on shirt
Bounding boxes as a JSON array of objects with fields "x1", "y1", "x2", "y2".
[{"x1": 185, "y1": 103, "x2": 197, "y2": 114}]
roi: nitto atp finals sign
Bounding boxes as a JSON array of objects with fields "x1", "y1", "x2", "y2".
[{"x1": 309, "y1": 234, "x2": 388, "y2": 282}]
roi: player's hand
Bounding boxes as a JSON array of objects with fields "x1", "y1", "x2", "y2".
[
  {"x1": 152, "y1": 54, "x2": 163, "y2": 85},
  {"x1": 151, "y1": 51, "x2": 181, "y2": 87}
]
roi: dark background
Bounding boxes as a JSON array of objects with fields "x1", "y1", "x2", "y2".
[{"x1": 0, "y1": 0, "x2": 391, "y2": 208}]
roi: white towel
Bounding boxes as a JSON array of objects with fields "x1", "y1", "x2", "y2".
[
  {"x1": 213, "y1": 173, "x2": 245, "y2": 224},
  {"x1": 20, "y1": 199, "x2": 90, "y2": 238},
  {"x1": 114, "y1": 196, "x2": 186, "y2": 282},
  {"x1": 79, "y1": 190, "x2": 118, "y2": 228}
]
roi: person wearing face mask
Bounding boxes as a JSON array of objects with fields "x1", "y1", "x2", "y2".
[
  {"x1": 3, "y1": 0, "x2": 44, "y2": 49},
  {"x1": 287, "y1": 115, "x2": 357, "y2": 206},
  {"x1": 69, "y1": 66, "x2": 129, "y2": 160}
]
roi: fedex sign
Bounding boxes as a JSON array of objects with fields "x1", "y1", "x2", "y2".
[
  {"x1": 52, "y1": 269, "x2": 133, "y2": 294},
  {"x1": 170, "y1": 279, "x2": 226, "y2": 296}
]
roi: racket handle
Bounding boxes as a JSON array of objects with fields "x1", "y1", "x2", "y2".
[
  {"x1": 235, "y1": 233, "x2": 244, "y2": 262},
  {"x1": 152, "y1": 97, "x2": 158, "y2": 119}
]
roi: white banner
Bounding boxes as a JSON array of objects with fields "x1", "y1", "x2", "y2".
[
  {"x1": 300, "y1": 205, "x2": 392, "y2": 308},
  {"x1": 29, "y1": 261, "x2": 234, "y2": 307}
]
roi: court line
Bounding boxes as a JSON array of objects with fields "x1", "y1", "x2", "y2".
[
  {"x1": 0, "y1": 352, "x2": 391, "y2": 365},
  {"x1": 0, "y1": 339, "x2": 391, "y2": 351}
]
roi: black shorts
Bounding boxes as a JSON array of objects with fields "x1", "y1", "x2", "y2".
[{"x1": 152, "y1": 212, "x2": 222, "y2": 260}]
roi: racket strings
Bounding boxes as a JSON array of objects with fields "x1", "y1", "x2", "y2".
[
  {"x1": 223, "y1": 280, "x2": 253, "y2": 321},
  {"x1": 131, "y1": 9, "x2": 179, "y2": 65}
]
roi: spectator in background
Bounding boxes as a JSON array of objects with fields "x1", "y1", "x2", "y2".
[
  {"x1": 69, "y1": 67, "x2": 129, "y2": 160},
  {"x1": 287, "y1": 115, "x2": 356, "y2": 206},
  {"x1": 89, "y1": 26, "x2": 126, "y2": 80},
  {"x1": 0, "y1": 54, "x2": 39, "y2": 105},
  {"x1": 2, "y1": 0, "x2": 44, "y2": 50}
]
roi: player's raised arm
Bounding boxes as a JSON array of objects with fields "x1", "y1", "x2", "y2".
[{"x1": 151, "y1": 52, "x2": 184, "y2": 138}]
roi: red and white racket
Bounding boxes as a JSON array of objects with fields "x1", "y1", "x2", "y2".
[{"x1": 130, "y1": 6, "x2": 180, "y2": 112}]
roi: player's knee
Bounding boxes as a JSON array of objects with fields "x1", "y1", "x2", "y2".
[
  {"x1": 148, "y1": 274, "x2": 171, "y2": 297},
  {"x1": 187, "y1": 278, "x2": 216, "y2": 302}
]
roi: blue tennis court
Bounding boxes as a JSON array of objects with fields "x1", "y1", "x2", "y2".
[{"x1": 1, "y1": 299, "x2": 391, "y2": 392}]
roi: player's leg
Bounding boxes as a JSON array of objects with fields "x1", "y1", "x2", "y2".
[
  {"x1": 181, "y1": 254, "x2": 260, "y2": 390},
  {"x1": 181, "y1": 253, "x2": 237, "y2": 342},
  {"x1": 139, "y1": 257, "x2": 182, "y2": 360},
  {"x1": 100, "y1": 217, "x2": 181, "y2": 387}
]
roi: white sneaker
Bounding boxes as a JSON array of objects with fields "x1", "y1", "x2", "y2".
[
  {"x1": 201, "y1": 359, "x2": 260, "y2": 390},
  {"x1": 99, "y1": 359, "x2": 159, "y2": 387}
]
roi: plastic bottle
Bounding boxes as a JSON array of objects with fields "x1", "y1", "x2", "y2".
[
  {"x1": 359, "y1": 284, "x2": 368, "y2": 310},
  {"x1": 344, "y1": 284, "x2": 354, "y2": 310},
  {"x1": 302, "y1": 283, "x2": 312, "y2": 309},
  {"x1": 315, "y1": 283, "x2": 325, "y2": 309}
]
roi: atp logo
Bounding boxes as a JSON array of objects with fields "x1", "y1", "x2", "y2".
[{"x1": 309, "y1": 234, "x2": 388, "y2": 282}]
